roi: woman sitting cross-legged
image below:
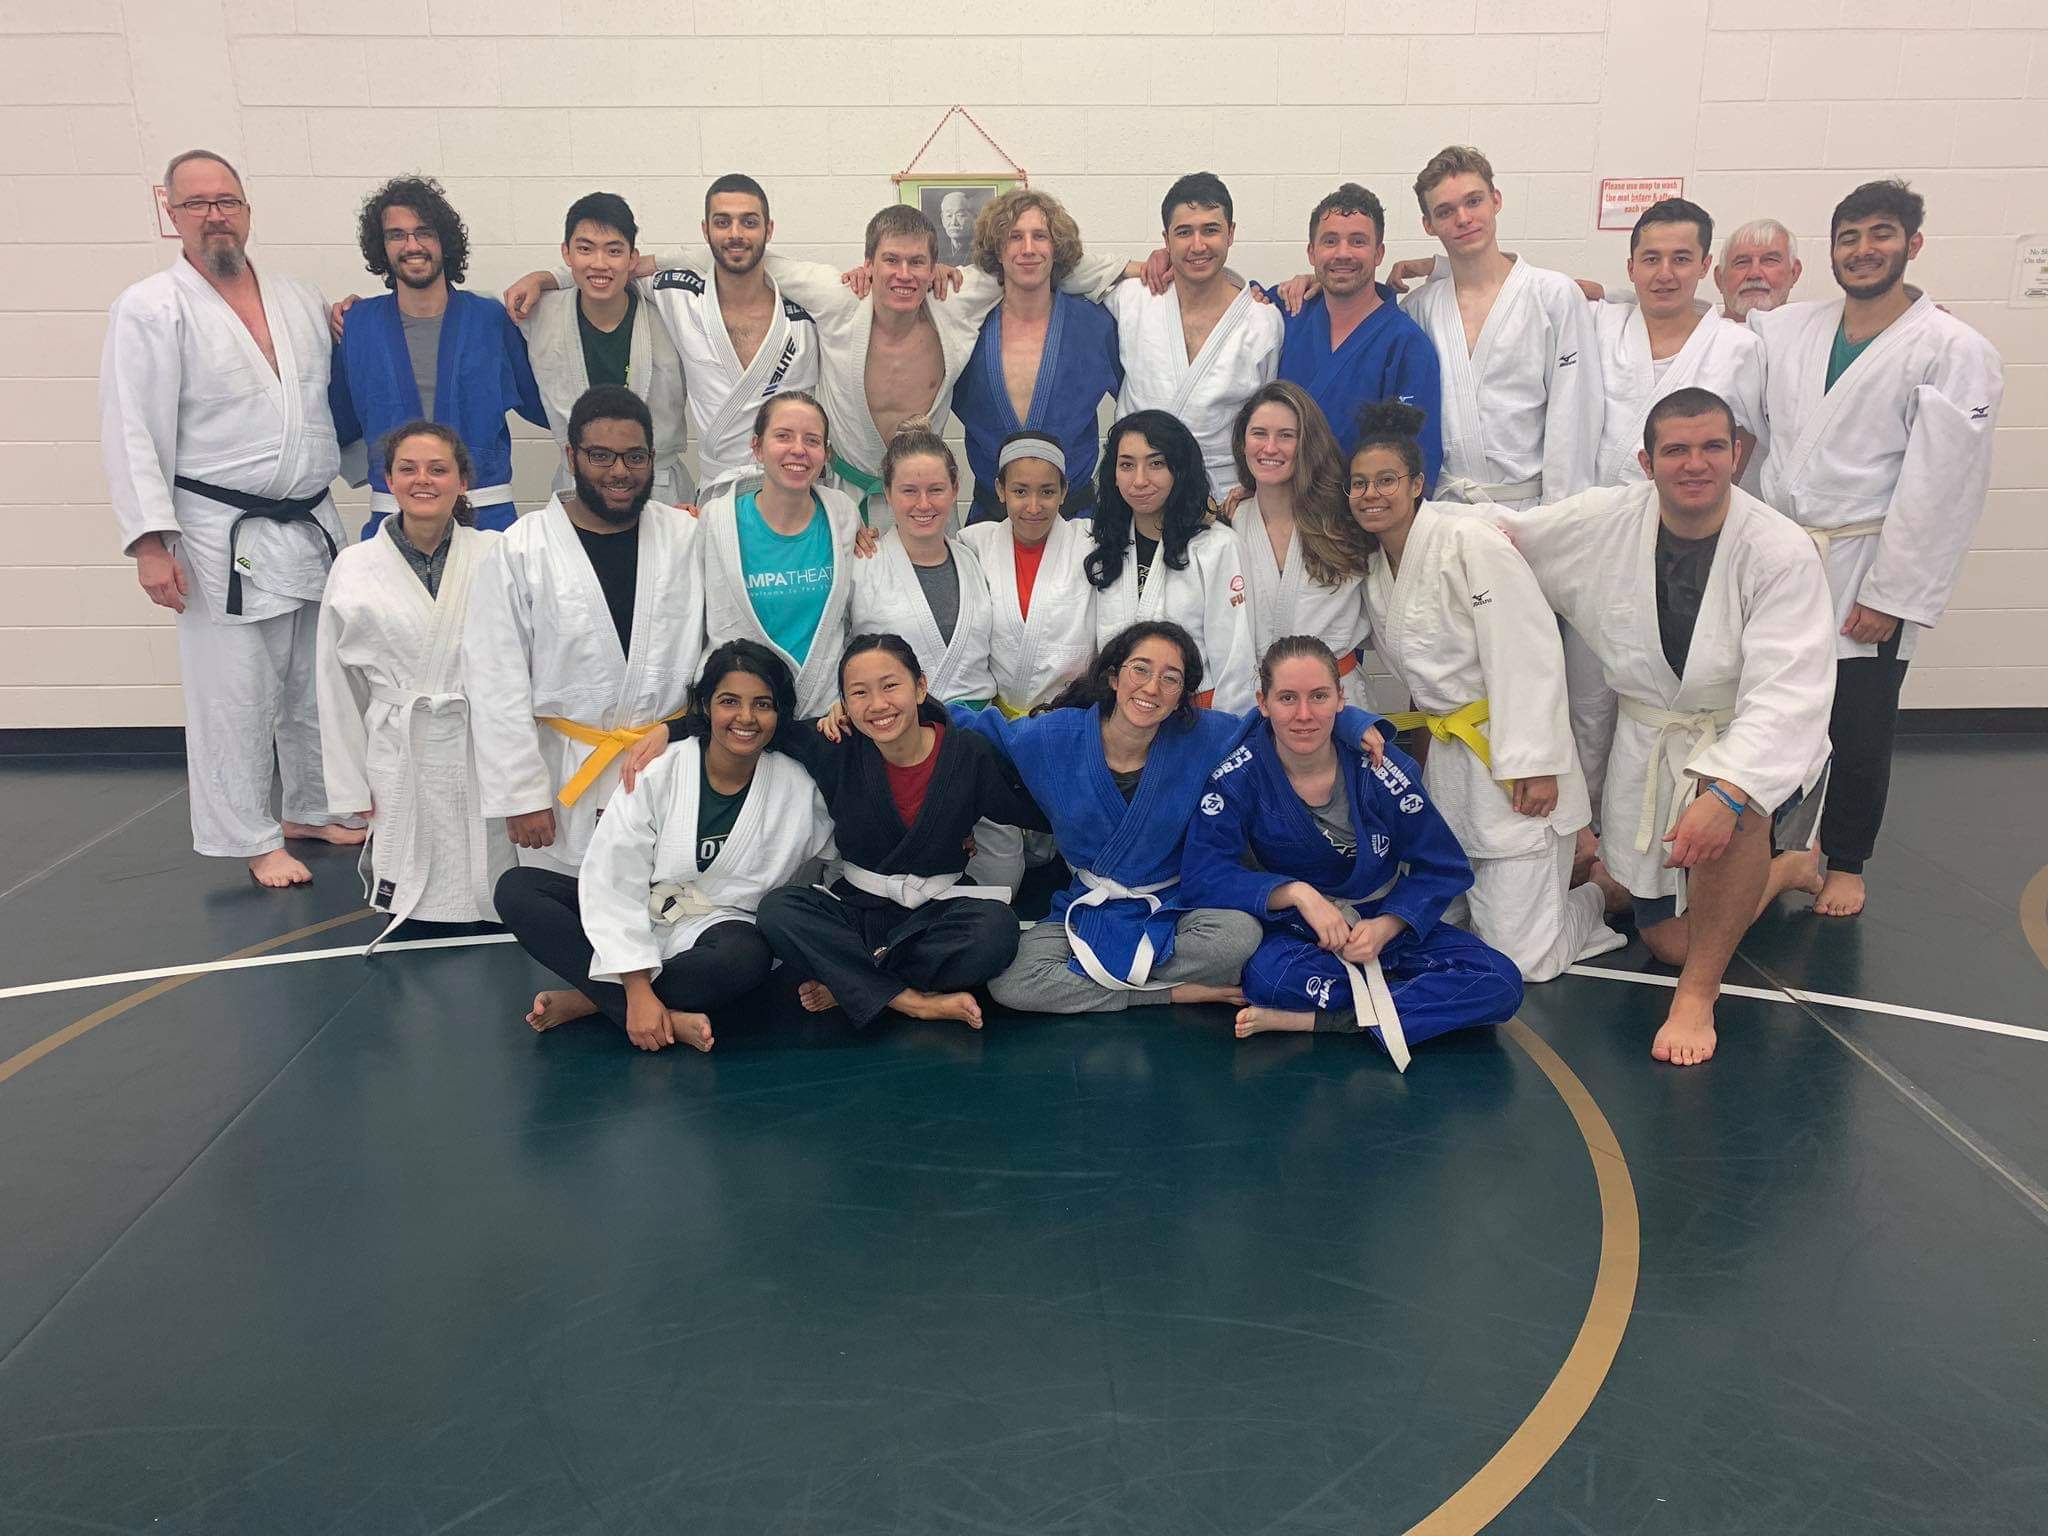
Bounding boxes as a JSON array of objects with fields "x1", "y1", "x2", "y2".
[
  {"x1": 1178, "y1": 635, "x2": 1524, "y2": 1060},
  {"x1": 497, "y1": 639, "x2": 833, "y2": 1053}
]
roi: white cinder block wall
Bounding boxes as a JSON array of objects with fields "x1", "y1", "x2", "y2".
[{"x1": 2, "y1": 0, "x2": 2042, "y2": 727}]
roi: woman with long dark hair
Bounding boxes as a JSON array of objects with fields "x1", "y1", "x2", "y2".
[{"x1": 1084, "y1": 412, "x2": 1256, "y2": 711}]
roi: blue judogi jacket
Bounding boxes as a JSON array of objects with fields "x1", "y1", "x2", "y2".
[
  {"x1": 958, "y1": 703, "x2": 1254, "y2": 984},
  {"x1": 330, "y1": 289, "x2": 547, "y2": 536},
  {"x1": 953, "y1": 291, "x2": 1123, "y2": 520},
  {"x1": 1179, "y1": 709, "x2": 1471, "y2": 938},
  {"x1": 1276, "y1": 285, "x2": 1445, "y2": 486}
]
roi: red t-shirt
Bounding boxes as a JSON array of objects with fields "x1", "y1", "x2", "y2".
[
  {"x1": 1012, "y1": 538, "x2": 1049, "y2": 620},
  {"x1": 884, "y1": 720, "x2": 944, "y2": 830}
]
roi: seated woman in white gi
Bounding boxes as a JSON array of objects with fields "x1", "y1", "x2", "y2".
[
  {"x1": 1223, "y1": 381, "x2": 1376, "y2": 708},
  {"x1": 317, "y1": 421, "x2": 511, "y2": 948},
  {"x1": 499, "y1": 639, "x2": 833, "y2": 1053},
  {"x1": 1342, "y1": 398, "x2": 1625, "y2": 981},
  {"x1": 1084, "y1": 412, "x2": 1256, "y2": 712}
]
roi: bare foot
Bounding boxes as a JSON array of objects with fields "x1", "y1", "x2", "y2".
[
  {"x1": 1813, "y1": 869, "x2": 1866, "y2": 918},
  {"x1": 527, "y1": 989, "x2": 599, "y2": 1032},
  {"x1": 248, "y1": 849, "x2": 313, "y2": 888},
  {"x1": 1650, "y1": 995, "x2": 1717, "y2": 1067},
  {"x1": 1171, "y1": 981, "x2": 1248, "y2": 1006},
  {"x1": 1762, "y1": 848, "x2": 1825, "y2": 909},
  {"x1": 890, "y1": 988, "x2": 984, "y2": 1030},
  {"x1": 1571, "y1": 825, "x2": 1599, "y2": 886},
  {"x1": 1588, "y1": 858, "x2": 1632, "y2": 916},
  {"x1": 282, "y1": 819, "x2": 368, "y2": 846},
  {"x1": 669, "y1": 1010, "x2": 715, "y2": 1052},
  {"x1": 796, "y1": 980, "x2": 840, "y2": 1014},
  {"x1": 1235, "y1": 1005, "x2": 1316, "y2": 1038}
]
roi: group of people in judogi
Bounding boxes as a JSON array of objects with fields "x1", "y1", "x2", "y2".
[{"x1": 100, "y1": 140, "x2": 2003, "y2": 1070}]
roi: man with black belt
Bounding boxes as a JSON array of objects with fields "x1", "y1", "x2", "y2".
[{"x1": 100, "y1": 149, "x2": 360, "y2": 888}]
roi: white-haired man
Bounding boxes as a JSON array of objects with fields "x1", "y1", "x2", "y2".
[{"x1": 1714, "y1": 218, "x2": 1803, "y2": 321}]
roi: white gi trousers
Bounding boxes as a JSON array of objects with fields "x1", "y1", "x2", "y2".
[
  {"x1": 1444, "y1": 831, "x2": 1625, "y2": 984},
  {"x1": 176, "y1": 601, "x2": 334, "y2": 858}
]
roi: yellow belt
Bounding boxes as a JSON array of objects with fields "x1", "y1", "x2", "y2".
[
  {"x1": 994, "y1": 696, "x2": 1030, "y2": 721},
  {"x1": 1385, "y1": 699, "x2": 1492, "y2": 771},
  {"x1": 540, "y1": 716, "x2": 668, "y2": 807}
]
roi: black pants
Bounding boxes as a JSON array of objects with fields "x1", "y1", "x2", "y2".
[
  {"x1": 754, "y1": 884, "x2": 1020, "y2": 1027},
  {"x1": 494, "y1": 866, "x2": 772, "y2": 1030},
  {"x1": 1820, "y1": 628, "x2": 1908, "y2": 875}
]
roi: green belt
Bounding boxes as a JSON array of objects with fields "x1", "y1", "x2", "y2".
[{"x1": 830, "y1": 452, "x2": 885, "y2": 524}]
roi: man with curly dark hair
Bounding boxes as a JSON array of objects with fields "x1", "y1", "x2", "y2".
[{"x1": 330, "y1": 175, "x2": 545, "y2": 536}]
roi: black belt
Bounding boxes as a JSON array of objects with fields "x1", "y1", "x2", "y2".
[{"x1": 174, "y1": 476, "x2": 336, "y2": 615}]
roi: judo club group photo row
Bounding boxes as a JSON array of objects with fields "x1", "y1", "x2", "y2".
[{"x1": 106, "y1": 142, "x2": 2004, "y2": 1069}]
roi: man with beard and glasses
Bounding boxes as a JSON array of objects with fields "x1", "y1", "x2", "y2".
[
  {"x1": 330, "y1": 175, "x2": 546, "y2": 535},
  {"x1": 1748, "y1": 180, "x2": 2004, "y2": 919},
  {"x1": 503, "y1": 174, "x2": 820, "y2": 498},
  {"x1": 100, "y1": 149, "x2": 362, "y2": 888},
  {"x1": 1714, "y1": 218, "x2": 1804, "y2": 322},
  {"x1": 464, "y1": 386, "x2": 707, "y2": 889}
]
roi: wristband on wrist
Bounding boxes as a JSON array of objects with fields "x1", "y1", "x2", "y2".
[{"x1": 1704, "y1": 782, "x2": 1747, "y2": 826}]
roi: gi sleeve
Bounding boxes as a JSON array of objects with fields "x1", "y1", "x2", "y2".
[
  {"x1": 762, "y1": 253, "x2": 859, "y2": 324},
  {"x1": 461, "y1": 538, "x2": 555, "y2": 819},
  {"x1": 580, "y1": 754, "x2": 670, "y2": 985},
  {"x1": 1459, "y1": 522, "x2": 1575, "y2": 781},
  {"x1": 500, "y1": 308, "x2": 550, "y2": 430},
  {"x1": 1060, "y1": 250, "x2": 1133, "y2": 306},
  {"x1": 1686, "y1": 531, "x2": 1836, "y2": 811},
  {"x1": 1394, "y1": 325, "x2": 1446, "y2": 489},
  {"x1": 314, "y1": 580, "x2": 374, "y2": 815},
  {"x1": 1858, "y1": 339, "x2": 2005, "y2": 631},
  {"x1": 1367, "y1": 747, "x2": 1473, "y2": 936},
  {"x1": 1176, "y1": 752, "x2": 1289, "y2": 918},
  {"x1": 1540, "y1": 279, "x2": 1603, "y2": 500},
  {"x1": 98, "y1": 292, "x2": 183, "y2": 555},
  {"x1": 970, "y1": 738, "x2": 1053, "y2": 833},
  {"x1": 771, "y1": 718, "x2": 849, "y2": 800}
]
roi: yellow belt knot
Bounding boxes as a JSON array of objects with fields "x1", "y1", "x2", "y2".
[
  {"x1": 1384, "y1": 698, "x2": 1492, "y2": 771},
  {"x1": 540, "y1": 717, "x2": 668, "y2": 807}
]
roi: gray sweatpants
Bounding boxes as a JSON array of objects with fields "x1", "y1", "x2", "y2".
[{"x1": 989, "y1": 908, "x2": 1265, "y2": 1015}]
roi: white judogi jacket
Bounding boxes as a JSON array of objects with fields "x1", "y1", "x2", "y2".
[
  {"x1": 1750, "y1": 291, "x2": 2004, "y2": 660},
  {"x1": 636, "y1": 260, "x2": 821, "y2": 492},
  {"x1": 1594, "y1": 296, "x2": 1766, "y2": 486},
  {"x1": 1403, "y1": 258, "x2": 1601, "y2": 509},
  {"x1": 464, "y1": 496, "x2": 706, "y2": 876},
  {"x1": 1499, "y1": 483, "x2": 1836, "y2": 910},
  {"x1": 519, "y1": 282, "x2": 694, "y2": 505},
  {"x1": 1363, "y1": 503, "x2": 1588, "y2": 859},
  {"x1": 1091, "y1": 523, "x2": 1256, "y2": 712},
  {"x1": 849, "y1": 531, "x2": 998, "y2": 704},
  {"x1": 697, "y1": 477, "x2": 864, "y2": 718},
  {"x1": 1110, "y1": 279, "x2": 1283, "y2": 501},
  {"x1": 765, "y1": 252, "x2": 1127, "y2": 512},
  {"x1": 959, "y1": 516, "x2": 1097, "y2": 715},
  {"x1": 317, "y1": 523, "x2": 512, "y2": 938},
  {"x1": 580, "y1": 737, "x2": 834, "y2": 983},
  {"x1": 1228, "y1": 496, "x2": 1373, "y2": 708},
  {"x1": 100, "y1": 257, "x2": 342, "y2": 622}
]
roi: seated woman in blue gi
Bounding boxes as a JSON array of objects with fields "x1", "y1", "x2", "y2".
[{"x1": 1179, "y1": 635, "x2": 1523, "y2": 1064}]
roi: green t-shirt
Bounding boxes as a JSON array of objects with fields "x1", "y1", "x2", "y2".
[
  {"x1": 577, "y1": 288, "x2": 637, "y2": 388},
  {"x1": 1825, "y1": 318, "x2": 1875, "y2": 393},
  {"x1": 736, "y1": 490, "x2": 835, "y2": 665},
  {"x1": 695, "y1": 753, "x2": 750, "y2": 868}
]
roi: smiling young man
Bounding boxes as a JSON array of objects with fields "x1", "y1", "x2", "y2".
[
  {"x1": 1748, "y1": 180, "x2": 2005, "y2": 918},
  {"x1": 950, "y1": 188, "x2": 1124, "y2": 523},
  {"x1": 1107, "y1": 172, "x2": 1284, "y2": 503},
  {"x1": 1275, "y1": 183, "x2": 1442, "y2": 475},
  {"x1": 1592, "y1": 198, "x2": 1765, "y2": 488},
  {"x1": 329, "y1": 176, "x2": 545, "y2": 534},
  {"x1": 1494, "y1": 389, "x2": 1837, "y2": 1067}
]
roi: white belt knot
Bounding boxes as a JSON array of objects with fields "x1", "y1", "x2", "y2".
[{"x1": 1618, "y1": 696, "x2": 1737, "y2": 853}]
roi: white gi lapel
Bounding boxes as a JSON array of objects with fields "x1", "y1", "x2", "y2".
[
  {"x1": 1426, "y1": 280, "x2": 1485, "y2": 480},
  {"x1": 1778, "y1": 300, "x2": 1862, "y2": 495},
  {"x1": 1170, "y1": 284, "x2": 1255, "y2": 417},
  {"x1": 884, "y1": 533, "x2": 950, "y2": 689},
  {"x1": 424, "y1": 526, "x2": 480, "y2": 692},
  {"x1": 543, "y1": 497, "x2": 631, "y2": 692},
  {"x1": 702, "y1": 277, "x2": 792, "y2": 456}
]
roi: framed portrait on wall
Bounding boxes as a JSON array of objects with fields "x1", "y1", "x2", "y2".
[{"x1": 897, "y1": 175, "x2": 1022, "y2": 269}]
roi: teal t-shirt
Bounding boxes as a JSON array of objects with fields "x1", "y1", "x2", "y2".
[
  {"x1": 1825, "y1": 319, "x2": 1875, "y2": 393},
  {"x1": 736, "y1": 490, "x2": 835, "y2": 665}
]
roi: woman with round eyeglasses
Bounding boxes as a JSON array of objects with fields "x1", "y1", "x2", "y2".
[{"x1": 1344, "y1": 398, "x2": 1624, "y2": 982}]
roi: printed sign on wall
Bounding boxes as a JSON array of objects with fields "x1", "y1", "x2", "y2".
[{"x1": 1597, "y1": 178, "x2": 1685, "y2": 232}]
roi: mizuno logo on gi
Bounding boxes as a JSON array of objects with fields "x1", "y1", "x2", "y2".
[
  {"x1": 1970, "y1": 405, "x2": 1989, "y2": 419},
  {"x1": 1558, "y1": 351, "x2": 1578, "y2": 367},
  {"x1": 1471, "y1": 590, "x2": 1491, "y2": 607},
  {"x1": 1211, "y1": 746, "x2": 1252, "y2": 780},
  {"x1": 1371, "y1": 758, "x2": 1410, "y2": 794}
]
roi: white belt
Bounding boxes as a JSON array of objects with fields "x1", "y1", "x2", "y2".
[
  {"x1": 1435, "y1": 473, "x2": 1542, "y2": 507},
  {"x1": 361, "y1": 682, "x2": 479, "y2": 954},
  {"x1": 1805, "y1": 517, "x2": 1885, "y2": 560},
  {"x1": 1064, "y1": 868, "x2": 1178, "y2": 992},
  {"x1": 1330, "y1": 872, "x2": 1410, "y2": 1073},
  {"x1": 836, "y1": 861, "x2": 1012, "y2": 909},
  {"x1": 1618, "y1": 695, "x2": 1736, "y2": 854},
  {"x1": 649, "y1": 881, "x2": 716, "y2": 926},
  {"x1": 371, "y1": 483, "x2": 514, "y2": 515}
]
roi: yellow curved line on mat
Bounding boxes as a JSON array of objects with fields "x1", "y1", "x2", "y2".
[
  {"x1": 0, "y1": 909, "x2": 378, "y2": 1089},
  {"x1": 2021, "y1": 866, "x2": 2048, "y2": 976},
  {"x1": 1404, "y1": 1017, "x2": 1641, "y2": 1536}
]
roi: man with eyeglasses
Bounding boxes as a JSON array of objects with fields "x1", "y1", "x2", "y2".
[
  {"x1": 99, "y1": 149, "x2": 362, "y2": 888},
  {"x1": 329, "y1": 175, "x2": 546, "y2": 535},
  {"x1": 466, "y1": 386, "x2": 706, "y2": 908}
]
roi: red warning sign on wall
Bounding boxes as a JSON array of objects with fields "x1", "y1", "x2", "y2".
[{"x1": 1597, "y1": 178, "x2": 1685, "y2": 232}]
